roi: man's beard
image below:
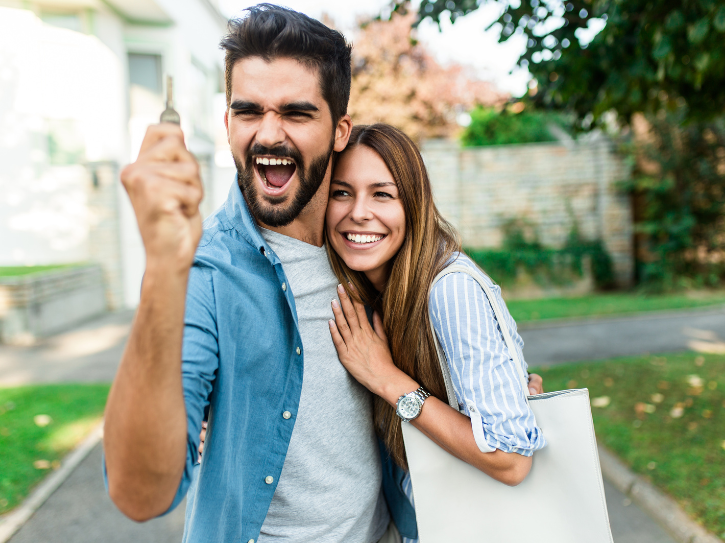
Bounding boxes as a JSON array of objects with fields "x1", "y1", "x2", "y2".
[{"x1": 235, "y1": 139, "x2": 334, "y2": 228}]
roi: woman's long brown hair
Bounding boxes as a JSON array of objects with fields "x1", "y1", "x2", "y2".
[{"x1": 327, "y1": 124, "x2": 461, "y2": 469}]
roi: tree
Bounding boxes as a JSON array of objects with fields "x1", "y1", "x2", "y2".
[
  {"x1": 388, "y1": 0, "x2": 725, "y2": 128},
  {"x1": 347, "y1": 12, "x2": 507, "y2": 141}
]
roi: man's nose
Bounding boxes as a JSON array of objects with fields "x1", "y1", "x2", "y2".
[{"x1": 256, "y1": 112, "x2": 285, "y2": 149}]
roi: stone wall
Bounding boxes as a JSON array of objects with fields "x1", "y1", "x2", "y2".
[
  {"x1": 0, "y1": 265, "x2": 106, "y2": 344},
  {"x1": 421, "y1": 137, "x2": 634, "y2": 287}
]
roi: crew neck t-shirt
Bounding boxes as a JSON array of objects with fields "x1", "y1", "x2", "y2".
[{"x1": 257, "y1": 227, "x2": 389, "y2": 543}]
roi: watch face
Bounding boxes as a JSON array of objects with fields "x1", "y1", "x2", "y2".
[{"x1": 398, "y1": 395, "x2": 422, "y2": 420}]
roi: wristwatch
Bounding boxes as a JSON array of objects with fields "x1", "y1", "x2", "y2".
[{"x1": 395, "y1": 386, "x2": 431, "y2": 422}]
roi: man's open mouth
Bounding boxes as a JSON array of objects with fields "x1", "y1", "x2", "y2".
[{"x1": 255, "y1": 156, "x2": 297, "y2": 191}]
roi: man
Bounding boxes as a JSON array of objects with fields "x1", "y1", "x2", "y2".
[
  {"x1": 104, "y1": 4, "x2": 543, "y2": 542},
  {"x1": 104, "y1": 5, "x2": 398, "y2": 542}
]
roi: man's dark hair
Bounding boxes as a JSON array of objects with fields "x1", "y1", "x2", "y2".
[{"x1": 220, "y1": 3, "x2": 352, "y2": 122}]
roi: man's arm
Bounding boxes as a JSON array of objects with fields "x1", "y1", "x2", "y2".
[{"x1": 104, "y1": 124, "x2": 203, "y2": 522}]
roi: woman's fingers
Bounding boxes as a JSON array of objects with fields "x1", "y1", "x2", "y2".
[
  {"x1": 372, "y1": 311, "x2": 388, "y2": 342},
  {"x1": 331, "y1": 298, "x2": 353, "y2": 343},
  {"x1": 328, "y1": 319, "x2": 347, "y2": 355},
  {"x1": 337, "y1": 284, "x2": 360, "y2": 329},
  {"x1": 349, "y1": 285, "x2": 370, "y2": 330},
  {"x1": 528, "y1": 373, "x2": 544, "y2": 396}
]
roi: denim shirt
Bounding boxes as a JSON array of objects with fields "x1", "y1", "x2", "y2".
[{"x1": 158, "y1": 181, "x2": 416, "y2": 542}]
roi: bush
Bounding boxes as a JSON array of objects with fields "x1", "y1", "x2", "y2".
[
  {"x1": 622, "y1": 111, "x2": 725, "y2": 291},
  {"x1": 460, "y1": 106, "x2": 568, "y2": 147}
]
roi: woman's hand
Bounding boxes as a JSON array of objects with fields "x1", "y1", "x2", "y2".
[
  {"x1": 528, "y1": 373, "x2": 544, "y2": 396},
  {"x1": 329, "y1": 284, "x2": 416, "y2": 399},
  {"x1": 197, "y1": 421, "x2": 206, "y2": 463}
]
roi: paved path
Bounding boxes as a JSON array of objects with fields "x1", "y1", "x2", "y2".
[
  {"x1": 0, "y1": 311, "x2": 133, "y2": 386},
  {"x1": 519, "y1": 305, "x2": 725, "y2": 367},
  {"x1": 7, "y1": 442, "x2": 675, "y2": 543},
  {"x1": 5, "y1": 307, "x2": 712, "y2": 542}
]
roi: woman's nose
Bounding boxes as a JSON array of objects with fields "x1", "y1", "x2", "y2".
[{"x1": 350, "y1": 196, "x2": 374, "y2": 222}]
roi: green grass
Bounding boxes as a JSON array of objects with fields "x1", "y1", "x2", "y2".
[
  {"x1": 0, "y1": 264, "x2": 80, "y2": 278},
  {"x1": 532, "y1": 353, "x2": 725, "y2": 538},
  {"x1": 507, "y1": 290, "x2": 725, "y2": 323},
  {"x1": 0, "y1": 384, "x2": 110, "y2": 515}
]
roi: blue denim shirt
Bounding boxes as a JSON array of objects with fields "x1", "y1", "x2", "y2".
[{"x1": 160, "y1": 181, "x2": 416, "y2": 542}]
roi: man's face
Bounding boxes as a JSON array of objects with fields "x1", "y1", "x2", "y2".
[{"x1": 225, "y1": 57, "x2": 345, "y2": 227}]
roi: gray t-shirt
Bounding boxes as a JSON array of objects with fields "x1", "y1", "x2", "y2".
[{"x1": 258, "y1": 228, "x2": 389, "y2": 543}]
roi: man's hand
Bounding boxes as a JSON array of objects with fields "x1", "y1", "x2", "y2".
[{"x1": 121, "y1": 124, "x2": 203, "y2": 273}]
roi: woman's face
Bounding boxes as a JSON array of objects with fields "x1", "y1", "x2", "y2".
[{"x1": 326, "y1": 145, "x2": 406, "y2": 289}]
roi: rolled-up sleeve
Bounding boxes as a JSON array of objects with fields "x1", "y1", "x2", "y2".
[
  {"x1": 429, "y1": 269, "x2": 546, "y2": 457},
  {"x1": 165, "y1": 264, "x2": 219, "y2": 513}
]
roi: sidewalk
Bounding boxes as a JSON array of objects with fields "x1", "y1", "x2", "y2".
[
  {"x1": 519, "y1": 305, "x2": 725, "y2": 367},
  {"x1": 4, "y1": 306, "x2": 715, "y2": 542}
]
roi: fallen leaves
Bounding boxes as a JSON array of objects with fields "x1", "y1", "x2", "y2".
[
  {"x1": 33, "y1": 414, "x2": 52, "y2": 427},
  {"x1": 592, "y1": 396, "x2": 611, "y2": 408}
]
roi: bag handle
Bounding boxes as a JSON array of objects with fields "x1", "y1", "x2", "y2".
[{"x1": 429, "y1": 264, "x2": 531, "y2": 412}]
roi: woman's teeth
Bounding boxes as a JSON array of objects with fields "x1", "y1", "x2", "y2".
[
  {"x1": 255, "y1": 157, "x2": 293, "y2": 166},
  {"x1": 346, "y1": 233, "x2": 384, "y2": 244}
]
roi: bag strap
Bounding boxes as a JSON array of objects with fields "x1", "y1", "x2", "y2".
[{"x1": 429, "y1": 264, "x2": 531, "y2": 412}]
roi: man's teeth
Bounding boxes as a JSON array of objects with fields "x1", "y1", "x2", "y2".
[
  {"x1": 255, "y1": 157, "x2": 293, "y2": 166},
  {"x1": 346, "y1": 233, "x2": 384, "y2": 244}
]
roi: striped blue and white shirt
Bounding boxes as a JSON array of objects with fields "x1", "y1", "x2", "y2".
[{"x1": 401, "y1": 253, "x2": 546, "y2": 542}]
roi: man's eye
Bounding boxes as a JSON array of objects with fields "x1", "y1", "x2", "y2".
[
  {"x1": 287, "y1": 111, "x2": 311, "y2": 118},
  {"x1": 234, "y1": 110, "x2": 260, "y2": 116}
]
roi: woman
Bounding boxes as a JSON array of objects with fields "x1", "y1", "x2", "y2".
[{"x1": 324, "y1": 123, "x2": 546, "y2": 541}]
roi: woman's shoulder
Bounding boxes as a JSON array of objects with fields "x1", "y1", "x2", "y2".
[{"x1": 429, "y1": 252, "x2": 499, "y2": 298}]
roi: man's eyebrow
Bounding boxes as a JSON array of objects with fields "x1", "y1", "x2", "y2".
[
  {"x1": 229, "y1": 100, "x2": 262, "y2": 111},
  {"x1": 279, "y1": 101, "x2": 319, "y2": 113}
]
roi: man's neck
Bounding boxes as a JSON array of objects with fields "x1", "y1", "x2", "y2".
[{"x1": 257, "y1": 178, "x2": 329, "y2": 247}]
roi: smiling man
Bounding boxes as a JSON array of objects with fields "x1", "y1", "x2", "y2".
[{"x1": 103, "y1": 5, "x2": 407, "y2": 543}]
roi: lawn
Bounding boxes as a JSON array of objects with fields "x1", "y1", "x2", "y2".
[
  {"x1": 0, "y1": 264, "x2": 79, "y2": 278},
  {"x1": 532, "y1": 352, "x2": 725, "y2": 538},
  {"x1": 0, "y1": 384, "x2": 110, "y2": 515},
  {"x1": 507, "y1": 290, "x2": 725, "y2": 323}
]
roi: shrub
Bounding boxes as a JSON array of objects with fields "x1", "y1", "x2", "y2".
[{"x1": 460, "y1": 106, "x2": 568, "y2": 147}]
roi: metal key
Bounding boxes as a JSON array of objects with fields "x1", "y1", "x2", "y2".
[{"x1": 160, "y1": 75, "x2": 181, "y2": 124}]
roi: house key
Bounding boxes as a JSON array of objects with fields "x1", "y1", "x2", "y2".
[{"x1": 160, "y1": 75, "x2": 181, "y2": 124}]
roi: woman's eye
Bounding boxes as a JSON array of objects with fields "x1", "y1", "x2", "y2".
[
  {"x1": 332, "y1": 189, "x2": 350, "y2": 197},
  {"x1": 374, "y1": 191, "x2": 393, "y2": 199}
]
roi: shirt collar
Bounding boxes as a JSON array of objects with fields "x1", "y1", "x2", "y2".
[{"x1": 224, "y1": 174, "x2": 279, "y2": 264}]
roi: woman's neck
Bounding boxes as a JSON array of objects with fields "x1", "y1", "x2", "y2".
[{"x1": 365, "y1": 266, "x2": 390, "y2": 293}]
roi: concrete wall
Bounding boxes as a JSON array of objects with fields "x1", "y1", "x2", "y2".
[
  {"x1": 421, "y1": 138, "x2": 634, "y2": 287},
  {"x1": 0, "y1": 265, "x2": 106, "y2": 344}
]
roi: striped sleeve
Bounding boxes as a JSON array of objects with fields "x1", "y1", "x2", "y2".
[{"x1": 428, "y1": 261, "x2": 546, "y2": 456}]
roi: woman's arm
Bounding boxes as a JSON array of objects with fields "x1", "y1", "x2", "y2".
[{"x1": 329, "y1": 283, "x2": 541, "y2": 486}]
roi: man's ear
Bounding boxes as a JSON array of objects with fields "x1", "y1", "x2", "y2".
[
  {"x1": 333, "y1": 114, "x2": 352, "y2": 152},
  {"x1": 224, "y1": 108, "x2": 230, "y2": 144}
]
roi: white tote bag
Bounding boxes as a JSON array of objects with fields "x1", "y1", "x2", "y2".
[{"x1": 401, "y1": 264, "x2": 613, "y2": 543}]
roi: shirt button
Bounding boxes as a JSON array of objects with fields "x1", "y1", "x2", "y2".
[
  {"x1": 265, "y1": 476, "x2": 274, "y2": 484},
  {"x1": 282, "y1": 283, "x2": 287, "y2": 291},
  {"x1": 296, "y1": 347, "x2": 301, "y2": 355},
  {"x1": 283, "y1": 411, "x2": 292, "y2": 419}
]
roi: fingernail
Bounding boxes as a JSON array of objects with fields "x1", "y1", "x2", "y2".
[
  {"x1": 328, "y1": 319, "x2": 335, "y2": 327},
  {"x1": 529, "y1": 388, "x2": 536, "y2": 395},
  {"x1": 332, "y1": 299, "x2": 339, "y2": 309},
  {"x1": 337, "y1": 284, "x2": 344, "y2": 294}
]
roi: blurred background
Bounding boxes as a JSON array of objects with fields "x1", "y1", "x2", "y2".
[{"x1": 0, "y1": 0, "x2": 724, "y2": 542}]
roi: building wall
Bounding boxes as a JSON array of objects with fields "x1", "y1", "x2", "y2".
[
  {"x1": 421, "y1": 138, "x2": 634, "y2": 287},
  {"x1": 0, "y1": 2, "x2": 227, "y2": 308}
]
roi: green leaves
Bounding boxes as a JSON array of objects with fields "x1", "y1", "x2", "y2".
[
  {"x1": 688, "y1": 18, "x2": 710, "y2": 44},
  {"x1": 665, "y1": 10, "x2": 685, "y2": 30},
  {"x1": 714, "y1": 6, "x2": 725, "y2": 32}
]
